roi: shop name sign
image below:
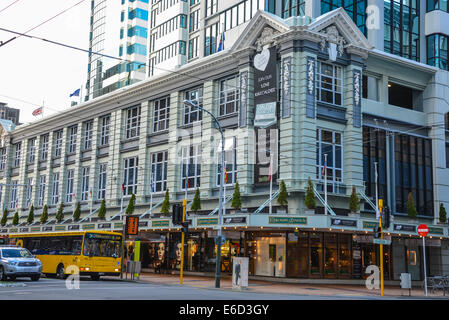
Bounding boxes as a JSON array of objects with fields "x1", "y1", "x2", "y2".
[
  {"x1": 198, "y1": 218, "x2": 219, "y2": 226},
  {"x1": 151, "y1": 220, "x2": 170, "y2": 227},
  {"x1": 254, "y1": 103, "x2": 277, "y2": 128},
  {"x1": 269, "y1": 217, "x2": 307, "y2": 225},
  {"x1": 394, "y1": 224, "x2": 416, "y2": 232},
  {"x1": 223, "y1": 217, "x2": 246, "y2": 225},
  {"x1": 331, "y1": 219, "x2": 357, "y2": 227}
]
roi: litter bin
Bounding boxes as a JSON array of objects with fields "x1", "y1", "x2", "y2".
[{"x1": 400, "y1": 273, "x2": 411, "y2": 296}]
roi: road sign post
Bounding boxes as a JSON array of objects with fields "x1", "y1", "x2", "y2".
[{"x1": 417, "y1": 224, "x2": 429, "y2": 297}]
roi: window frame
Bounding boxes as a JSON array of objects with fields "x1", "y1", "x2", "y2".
[
  {"x1": 123, "y1": 156, "x2": 139, "y2": 196},
  {"x1": 181, "y1": 144, "x2": 201, "y2": 190},
  {"x1": 316, "y1": 61, "x2": 343, "y2": 106},
  {"x1": 125, "y1": 106, "x2": 141, "y2": 139}
]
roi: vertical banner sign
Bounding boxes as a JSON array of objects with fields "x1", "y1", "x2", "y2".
[
  {"x1": 282, "y1": 57, "x2": 291, "y2": 119},
  {"x1": 253, "y1": 46, "x2": 277, "y2": 128},
  {"x1": 353, "y1": 69, "x2": 362, "y2": 128},
  {"x1": 239, "y1": 71, "x2": 248, "y2": 127},
  {"x1": 126, "y1": 216, "x2": 139, "y2": 236},
  {"x1": 253, "y1": 46, "x2": 278, "y2": 184}
]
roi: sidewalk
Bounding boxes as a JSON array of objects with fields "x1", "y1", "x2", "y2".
[{"x1": 114, "y1": 272, "x2": 449, "y2": 299}]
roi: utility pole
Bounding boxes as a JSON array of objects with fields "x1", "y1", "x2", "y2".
[
  {"x1": 324, "y1": 153, "x2": 328, "y2": 215},
  {"x1": 180, "y1": 199, "x2": 187, "y2": 284},
  {"x1": 269, "y1": 153, "x2": 273, "y2": 215}
]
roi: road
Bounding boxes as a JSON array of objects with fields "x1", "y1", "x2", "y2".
[{"x1": 0, "y1": 277, "x2": 440, "y2": 300}]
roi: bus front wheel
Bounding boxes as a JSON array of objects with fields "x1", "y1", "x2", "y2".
[{"x1": 56, "y1": 264, "x2": 66, "y2": 280}]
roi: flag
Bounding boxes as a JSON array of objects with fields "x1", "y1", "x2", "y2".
[
  {"x1": 89, "y1": 190, "x2": 92, "y2": 199},
  {"x1": 122, "y1": 183, "x2": 125, "y2": 195},
  {"x1": 150, "y1": 174, "x2": 155, "y2": 192},
  {"x1": 268, "y1": 158, "x2": 272, "y2": 182},
  {"x1": 224, "y1": 167, "x2": 228, "y2": 184},
  {"x1": 69, "y1": 88, "x2": 80, "y2": 98},
  {"x1": 72, "y1": 193, "x2": 76, "y2": 199},
  {"x1": 217, "y1": 31, "x2": 225, "y2": 52},
  {"x1": 321, "y1": 157, "x2": 327, "y2": 179},
  {"x1": 32, "y1": 106, "x2": 43, "y2": 116}
]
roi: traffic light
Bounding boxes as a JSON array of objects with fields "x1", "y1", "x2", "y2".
[
  {"x1": 373, "y1": 226, "x2": 382, "y2": 239},
  {"x1": 172, "y1": 204, "x2": 182, "y2": 225},
  {"x1": 181, "y1": 221, "x2": 189, "y2": 234},
  {"x1": 382, "y1": 206, "x2": 391, "y2": 229}
]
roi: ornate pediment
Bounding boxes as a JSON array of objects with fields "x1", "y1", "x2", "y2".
[
  {"x1": 319, "y1": 25, "x2": 347, "y2": 60},
  {"x1": 231, "y1": 11, "x2": 290, "y2": 53}
]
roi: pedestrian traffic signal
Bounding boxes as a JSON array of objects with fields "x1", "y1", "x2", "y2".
[
  {"x1": 382, "y1": 206, "x2": 391, "y2": 229},
  {"x1": 373, "y1": 226, "x2": 382, "y2": 239},
  {"x1": 172, "y1": 204, "x2": 182, "y2": 225}
]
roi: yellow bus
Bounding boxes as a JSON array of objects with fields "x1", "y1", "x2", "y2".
[{"x1": 8, "y1": 231, "x2": 122, "y2": 281}]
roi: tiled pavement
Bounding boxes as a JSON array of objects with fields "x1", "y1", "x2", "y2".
[{"x1": 113, "y1": 272, "x2": 449, "y2": 299}]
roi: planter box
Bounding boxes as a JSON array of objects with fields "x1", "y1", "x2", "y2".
[
  {"x1": 348, "y1": 212, "x2": 360, "y2": 218},
  {"x1": 304, "y1": 209, "x2": 315, "y2": 215}
]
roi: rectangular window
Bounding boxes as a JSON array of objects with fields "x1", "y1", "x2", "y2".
[
  {"x1": 98, "y1": 163, "x2": 107, "y2": 200},
  {"x1": 188, "y1": 37, "x2": 199, "y2": 59},
  {"x1": 320, "y1": 0, "x2": 366, "y2": 35},
  {"x1": 219, "y1": 75, "x2": 240, "y2": 116},
  {"x1": 83, "y1": 120, "x2": 94, "y2": 150},
  {"x1": 150, "y1": 151, "x2": 168, "y2": 192},
  {"x1": 153, "y1": 96, "x2": 170, "y2": 132},
  {"x1": 38, "y1": 175, "x2": 46, "y2": 207},
  {"x1": 0, "y1": 148, "x2": 6, "y2": 171},
  {"x1": 51, "y1": 172, "x2": 60, "y2": 205},
  {"x1": 206, "y1": 0, "x2": 217, "y2": 16},
  {"x1": 316, "y1": 129, "x2": 343, "y2": 193},
  {"x1": 446, "y1": 143, "x2": 449, "y2": 168},
  {"x1": 205, "y1": 23, "x2": 218, "y2": 56},
  {"x1": 66, "y1": 169, "x2": 74, "y2": 203},
  {"x1": 181, "y1": 144, "x2": 201, "y2": 190},
  {"x1": 216, "y1": 137, "x2": 237, "y2": 186},
  {"x1": 123, "y1": 157, "x2": 138, "y2": 195},
  {"x1": 81, "y1": 167, "x2": 90, "y2": 201},
  {"x1": 126, "y1": 106, "x2": 141, "y2": 139},
  {"x1": 41, "y1": 134, "x2": 49, "y2": 161},
  {"x1": 10, "y1": 180, "x2": 18, "y2": 210},
  {"x1": 26, "y1": 177, "x2": 33, "y2": 208},
  {"x1": 316, "y1": 62, "x2": 343, "y2": 106},
  {"x1": 100, "y1": 115, "x2": 110, "y2": 146},
  {"x1": 184, "y1": 87, "x2": 203, "y2": 125},
  {"x1": 68, "y1": 125, "x2": 78, "y2": 154},
  {"x1": 54, "y1": 130, "x2": 63, "y2": 157},
  {"x1": 427, "y1": 34, "x2": 448, "y2": 71},
  {"x1": 384, "y1": 0, "x2": 420, "y2": 61},
  {"x1": 14, "y1": 142, "x2": 21, "y2": 167},
  {"x1": 28, "y1": 138, "x2": 36, "y2": 163},
  {"x1": 189, "y1": 9, "x2": 200, "y2": 32}
]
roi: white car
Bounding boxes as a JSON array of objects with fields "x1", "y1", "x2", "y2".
[{"x1": 0, "y1": 246, "x2": 42, "y2": 281}]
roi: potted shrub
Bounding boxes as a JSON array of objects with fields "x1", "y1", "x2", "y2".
[
  {"x1": 231, "y1": 181, "x2": 242, "y2": 213},
  {"x1": 12, "y1": 212, "x2": 19, "y2": 226},
  {"x1": 1, "y1": 209, "x2": 8, "y2": 226},
  {"x1": 439, "y1": 203, "x2": 447, "y2": 224},
  {"x1": 406, "y1": 192, "x2": 418, "y2": 222},
  {"x1": 56, "y1": 202, "x2": 65, "y2": 223},
  {"x1": 191, "y1": 188, "x2": 201, "y2": 213},
  {"x1": 304, "y1": 178, "x2": 316, "y2": 214},
  {"x1": 277, "y1": 180, "x2": 288, "y2": 213},
  {"x1": 349, "y1": 186, "x2": 360, "y2": 217},
  {"x1": 27, "y1": 205, "x2": 35, "y2": 224},
  {"x1": 125, "y1": 193, "x2": 136, "y2": 215},
  {"x1": 98, "y1": 198, "x2": 106, "y2": 220},
  {"x1": 40, "y1": 205, "x2": 48, "y2": 223},
  {"x1": 73, "y1": 201, "x2": 81, "y2": 222},
  {"x1": 160, "y1": 189, "x2": 170, "y2": 216}
]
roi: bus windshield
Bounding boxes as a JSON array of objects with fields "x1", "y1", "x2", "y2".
[{"x1": 83, "y1": 233, "x2": 122, "y2": 258}]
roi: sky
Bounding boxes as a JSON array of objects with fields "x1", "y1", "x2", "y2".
[{"x1": 0, "y1": 0, "x2": 91, "y2": 125}]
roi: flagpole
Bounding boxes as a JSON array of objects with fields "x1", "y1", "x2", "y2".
[
  {"x1": 41, "y1": 101, "x2": 44, "y2": 119},
  {"x1": 223, "y1": 161, "x2": 226, "y2": 216},
  {"x1": 375, "y1": 161, "x2": 379, "y2": 219},
  {"x1": 269, "y1": 153, "x2": 273, "y2": 215},
  {"x1": 324, "y1": 153, "x2": 328, "y2": 216},
  {"x1": 150, "y1": 172, "x2": 153, "y2": 213}
]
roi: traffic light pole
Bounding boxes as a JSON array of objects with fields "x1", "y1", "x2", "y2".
[{"x1": 379, "y1": 214, "x2": 384, "y2": 297}]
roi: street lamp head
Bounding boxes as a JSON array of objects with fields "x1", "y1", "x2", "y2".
[{"x1": 183, "y1": 99, "x2": 199, "y2": 109}]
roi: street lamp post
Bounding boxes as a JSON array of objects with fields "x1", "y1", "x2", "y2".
[{"x1": 183, "y1": 99, "x2": 225, "y2": 288}]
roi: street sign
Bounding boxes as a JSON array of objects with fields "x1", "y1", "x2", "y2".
[
  {"x1": 417, "y1": 224, "x2": 429, "y2": 237},
  {"x1": 373, "y1": 238, "x2": 391, "y2": 245}
]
